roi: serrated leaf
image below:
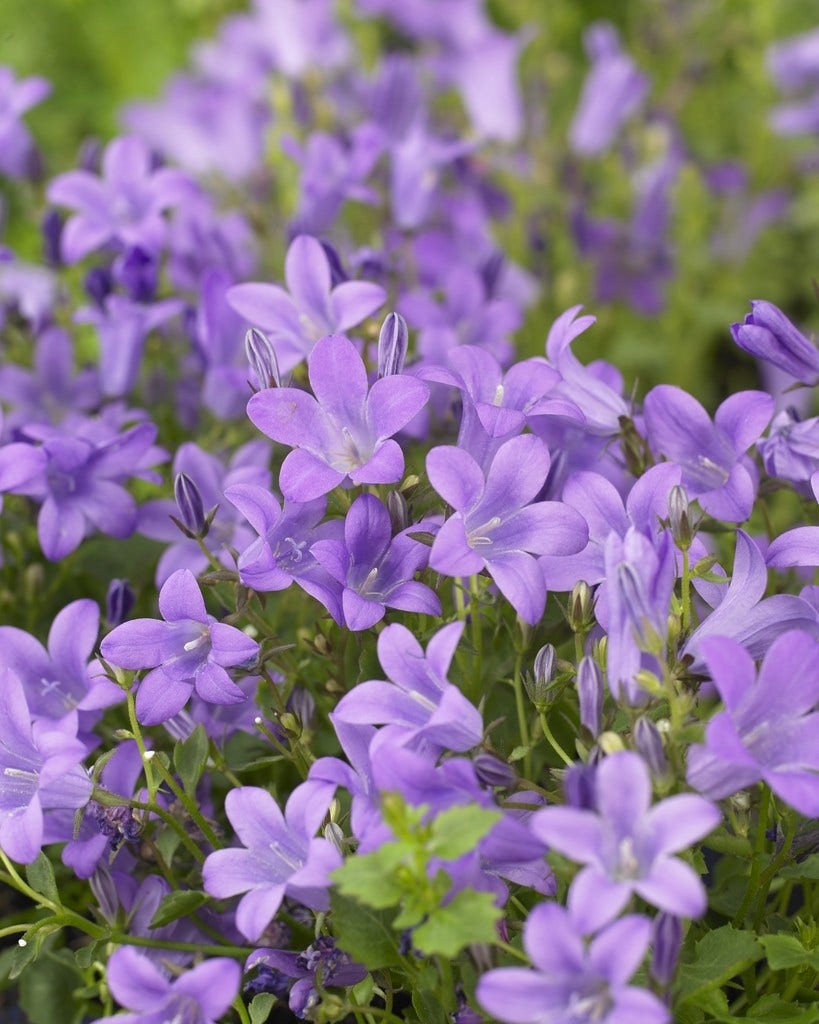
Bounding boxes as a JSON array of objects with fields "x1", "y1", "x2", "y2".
[
  {"x1": 412, "y1": 989, "x2": 447, "y2": 1024},
  {"x1": 249, "y1": 992, "x2": 275, "y2": 1024},
  {"x1": 745, "y1": 995, "x2": 819, "y2": 1023},
  {"x1": 427, "y1": 805, "x2": 501, "y2": 860},
  {"x1": 412, "y1": 889, "x2": 501, "y2": 958},
  {"x1": 759, "y1": 934, "x2": 819, "y2": 972},
  {"x1": 25, "y1": 852, "x2": 60, "y2": 904},
  {"x1": 678, "y1": 926, "x2": 763, "y2": 1006},
  {"x1": 331, "y1": 844, "x2": 408, "y2": 908},
  {"x1": 331, "y1": 891, "x2": 402, "y2": 970},
  {"x1": 780, "y1": 854, "x2": 819, "y2": 880},
  {"x1": 148, "y1": 889, "x2": 209, "y2": 929},
  {"x1": 174, "y1": 724, "x2": 209, "y2": 796}
]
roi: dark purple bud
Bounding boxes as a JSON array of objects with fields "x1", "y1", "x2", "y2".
[
  {"x1": 78, "y1": 137, "x2": 102, "y2": 173},
  {"x1": 377, "y1": 312, "x2": 409, "y2": 378},
  {"x1": 650, "y1": 912, "x2": 683, "y2": 986},
  {"x1": 319, "y1": 240, "x2": 348, "y2": 286},
  {"x1": 174, "y1": 472, "x2": 206, "y2": 536},
  {"x1": 115, "y1": 246, "x2": 158, "y2": 304},
  {"x1": 563, "y1": 761, "x2": 598, "y2": 810},
  {"x1": 41, "y1": 209, "x2": 63, "y2": 267},
  {"x1": 634, "y1": 717, "x2": 669, "y2": 779},
  {"x1": 89, "y1": 863, "x2": 119, "y2": 924},
  {"x1": 245, "y1": 328, "x2": 281, "y2": 391},
  {"x1": 387, "y1": 489, "x2": 410, "y2": 534},
  {"x1": 84, "y1": 266, "x2": 114, "y2": 308},
  {"x1": 473, "y1": 752, "x2": 517, "y2": 790},
  {"x1": 285, "y1": 686, "x2": 316, "y2": 731},
  {"x1": 106, "y1": 578, "x2": 135, "y2": 628},
  {"x1": 577, "y1": 656, "x2": 603, "y2": 736},
  {"x1": 480, "y1": 251, "x2": 505, "y2": 299}
]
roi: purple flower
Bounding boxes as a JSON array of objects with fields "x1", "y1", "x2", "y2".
[
  {"x1": 687, "y1": 630, "x2": 819, "y2": 815},
  {"x1": 0, "y1": 668, "x2": 92, "y2": 863},
  {"x1": 767, "y1": 27, "x2": 819, "y2": 92},
  {"x1": 47, "y1": 134, "x2": 196, "y2": 263},
  {"x1": 569, "y1": 21, "x2": 649, "y2": 156},
  {"x1": 202, "y1": 782, "x2": 340, "y2": 940},
  {"x1": 446, "y1": 28, "x2": 528, "y2": 143},
  {"x1": 311, "y1": 493, "x2": 441, "y2": 630},
  {"x1": 427, "y1": 434, "x2": 588, "y2": 624},
  {"x1": 229, "y1": 235, "x2": 386, "y2": 373},
  {"x1": 333, "y1": 621, "x2": 483, "y2": 752},
  {"x1": 247, "y1": 333, "x2": 428, "y2": 501},
  {"x1": 93, "y1": 947, "x2": 240, "y2": 1024},
  {"x1": 477, "y1": 900, "x2": 668, "y2": 1024},
  {"x1": 730, "y1": 300, "x2": 819, "y2": 386},
  {"x1": 758, "y1": 407, "x2": 819, "y2": 493},
  {"x1": 643, "y1": 385, "x2": 773, "y2": 522},
  {"x1": 532, "y1": 751, "x2": 720, "y2": 931},
  {"x1": 100, "y1": 568, "x2": 259, "y2": 725},
  {"x1": 0, "y1": 68, "x2": 50, "y2": 179}
]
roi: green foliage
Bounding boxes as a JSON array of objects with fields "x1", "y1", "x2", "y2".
[
  {"x1": 173, "y1": 724, "x2": 210, "y2": 796},
  {"x1": 677, "y1": 926, "x2": 764, "y2": 1009}
]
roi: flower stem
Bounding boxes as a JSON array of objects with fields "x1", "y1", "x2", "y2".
[
  {"x1": 148, "y1": 756, "x2": 223, "y2": 849},
  {"x1": 732, "y1": 784, "x2": 770, "y2": 927},
  {"x1": 538, "y1": 710, "x2": 574, "y2": 767}
]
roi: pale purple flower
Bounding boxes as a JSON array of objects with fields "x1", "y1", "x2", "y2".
[
  {"x1": 768, "y1": 27, "x2": 819, "y2": 92},
  {"x1": 94, "y1": 947, "x2": 240, "y2": 1024},
  {"x1": 310, "y1": 493, "x2": 441, "y2": 630},
  {"x1": 730, "y1": 301, "x2": 819, "y2": 386},
  {"x1": 0, "y1": 668, "x2": 92, "y2": 864},
  {"x1": 446, "y1": 28, "x2": 529, "y2": 143},
  {"x1": 477, "y1": 900, "x2": 668, "y2": 1024},
  {"x1": 687, "y1": 630, "x2": 819, "y2": 815},
  {"x1": 253, "y1": 0, "x2": 350, "y2": 77},
  {"x1": 0, "y1": 68, "x2": 50, "y2": 179},
  {"x1": 532, "y1": 751, "x2": 720, "y2": 932},
  {"x1": 229, "y1": 235, "x2": 386, "y2": 373},
  {"x1": 333, "y1": 621, "x2": 483, "y2": 752},
  {"x1": 427, "y1": 434, "x2": 588, "y2": 624},
  {"x1": 100, "y1": 568, "x2": 259, "y2": 725},
  {"x1": 202, "y1": 782, "x2": 340, "y2": 940},
  {"x1": 758, "y1": 407, "x2": 819, "y2": 493},
  {"x1": 247, "y1": 333, "x2": 428, "y2": 501},
  {"x1": 643, "y1": 385, "x2": 773, "y2": 522},
  {"x1": 0, "y1": 258, "x2": 59, "y2": 331}
]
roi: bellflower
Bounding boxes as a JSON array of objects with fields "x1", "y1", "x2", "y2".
[
  {"x1": 0, "y1": 68, "x2": 50, "y2": 177},
  {"x1": 100, "y1": 568, "x2": 260, "y2": 725},
  {"x1": 643, "y1": 384, "x2": 773, "y2": 522},
  {"x1": 310, "y1": 493, "x2": 441, "y2": 630},
  {"x1": 195, "y1": 266, "x2": 253, "y2": 419},
  {"x1": 333, "y1": 621, "x2": 483, "y2": 752},
  {"x1": 247, "y1": 333, "x2": 429, "y2": 501},
  {"x1": 532, "y1": 751, "x2": 720, "y2": 931},
  {"x1": 0, "y1": 410, "x2": 47, "y2": 510},
  {"x1": 477, "y1": 900, "x2": 668, "y2": 1024},
  {"x1": 0, "y1": 668, "x2": 92, "y2": 864},
  {"x1": 687, "y1": 631, "x2": 819, "y2": 815},
  {"x1": 228, "y1": 235, "x2": 386, "y2": 373},
  {"x1": 758, "y1": 407, "x2": 819, "y2": 493},
  {"x1": 427, "y1": 434, "x2": 588, "y2": 624},
  {"x1": 47, "y1": 134, "x2": 196, "y2": 263},
  {"x1": 94, "y1": 948, "x2": 240, "y2": 1024},
  {"x1": 202, "y1": 782, "x2": 340, "y2": 940},
  {"x1": 730, "y1": 300, "x2": 819, "y2": 385}
]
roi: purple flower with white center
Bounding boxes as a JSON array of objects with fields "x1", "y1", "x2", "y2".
[
  {"x1": 687, "y1": 630, "x2": 819, "y2": 816},
  {"x1": 0, "y1": 598, "x2": 121, "y2": 722},
  {"x1": 532, "y1": 751, "x2": 720, "y2": 932},
  {"x1": 93, "y1": 947, "x2": 240, "y2": 1024},
  {"x1": 247, "y1": 333, "x2": 429, "y2": 501},
  {"x1": 47, "y1": 134, "x2": 197, "y2": 263},
  {"x1": 569, "y1": 21, "x2": 650, "y2": 156},
  {"x1": 247, "y1": 937, "x2": 367, "y2": 1020},
  {"x1": 0, "y1": 68, "x2": 50, "y2": 179},
  {"x1": 100, "y1": 568, "x2": 259, "y2": 725},
  {"x1": 311, "y1": 493, "x2": 441, "y2": 630},
  {"x1": 225, "y1": 483, "x2": 345, "y2": 623},
  {"x1": 138, "y1": 440, "x2": 271, "y2": 586},
  {"x1": 0, "y1": 668, "x2": 92, "y2": 864},
  {"x1": 427, "y1": 434, "x2": 588, "y2": 624},
  {"x1": 228, "y1": 235, "x2": 386, "y2": 373},
  {"x1": 202, "y1": 781, "x2": 341, "y2": 941},
  {"x1": 643, "y1": 384, "x2": 773, "y2": 522},
  {"x1": 730, "y1": 300, "x2": 819, "y2": 386},
  {"x1": 477, "y1": 900, "x2": 668, "y2": 1024},
  {"x1": 333, "y1": 621, "x2": 483, "y2": 752}
]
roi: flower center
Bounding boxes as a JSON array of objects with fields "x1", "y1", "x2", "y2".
[{"x1": 467, "y1": 516, "x2": 501, "y2": 547}]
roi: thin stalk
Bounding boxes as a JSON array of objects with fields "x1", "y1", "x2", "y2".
[
  {"x1": 538, "y1": 710, "x2": 573, "y2": 767},
  {"x1": 511, "y1": 650, "x2": 532, "y2": 779},
  {"x1": 733, "y1": 785, "x2": 770, "y2": 927},
  {"x1": 149, "y1": 756, "x2": 222, "y2": 849}
]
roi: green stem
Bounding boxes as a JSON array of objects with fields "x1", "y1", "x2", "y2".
[
  {"x1": 126, "y1": 690, "x2": 156, "y2": 802},
  {"x1": 733, "y1": 785, "x2": 770, "y2": 927},
  {"x1": 469, "y1": 574, "x2": 484, "y2": 696},
  {"x1": 753, "y1": 811, "x2": 798, "y2": 931},
  {"x1": 233, "y1": 996, "x2": 252, "y2": 1024},
  {"x1": 107, "y1": 931, "x2": 250, "y2": 958},
  {"x1": 681, "y1": 548, "x2": 691, "y2": 633},
  {"x1": 148, "y1": 756, "x2": 222, "y2": 849},
  {"x1": 538, "y1": 710, "x2": 573, "y2": 767},
  {"x1": 511, "y1": 650, "x2": 532, "y2": 779}
]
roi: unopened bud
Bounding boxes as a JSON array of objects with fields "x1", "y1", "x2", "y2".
[
  {"x1": 116, "y1": 245, "x2": 158, "y2": 303},
  {"x1": 577, "y1": 656, "x2": 603, "y2": 736},
  {"x1": 634, "y1": 717, "x2": 669, "y2": 778},
  {"x1": 563, "y1": 761, "x2": 597, "y2": 810},
  {"x1": 245, "y1": 328, "x2": 281, "y2": 391},
  {"x1": 598, "y1": 731, "x2": 625, "y2": 755},
  {"x1": 106, "y1": 578, "x2": 135, "y2": 628},
  {"x1": 285, "y1": 686, "x2": 315, "y2": 731},
  {"x1": 323, "y1": 821, "x2": 345, "y2": 854},
  {"x1": 377, "y1": 311, "x2": 409, "y2": 377},
  {"x1": 568, "y1": 581, "x2": 594, "y2": 633},
  {"x1": 651, "y1": 913, "x2": 683, "y2": 986},
  {"x1": 41, "y1": 209, "x2": 63, "y2": 267},
  {"x1": 473, "y1": 752, "x2": 517, "y2": 789},
  {"x1": 525, "y1": 643, "x2": 557, "y2": 708},
  {"x1": 387, "y1": 489, "x2": 410, "y2": 534},
  {"x1": 174, "y1": 472, "x2": 206, "y2": 536},
  {"x1": 668, "y1": 485, "x2": 696, "y2": 550}
]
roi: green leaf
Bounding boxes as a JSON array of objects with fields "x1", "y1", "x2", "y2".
[
  {"x1": 25, "y1": 852, "x2": 59, "y2": 903},
  {"x1": 677, "y1": 926, "x2": 763, "y2": 1006},
  {"x1": 148, "y1": 889, "x2": 209, "y2": 929},
  {"x1": 330, "y1": 891, "x2": 402, "y2": 970},
  {"x1": 745, "y1": 995, "x2": 819, "y2": 1023},
  {"x1": 174, "y1": 724, "x2": 209, "y2": 796},
  {"x1": 412, "y1": 989, "x2": 448, "y2": 1024},
  {"x1": 780, "y1": 854, "x2": 819, "y2": 880},
  {"x1": 154, "y1": 824, "x2": 182, "y2": 864},
  {"x1": 249, "y1": 992, "x2": 275, "y2": 1024},
  {"x1": 759, "y1": 934, "x2": 819, "y2": 972},
  {"x1": 412, "y1": 889, "x2": 501, "y2": 958},
  {"x1": 19, "y1": 948, "x2": 85, "y2": 1024},
  {"x1": 74, "y1": 940, "x2": 105, "y2": 969},
  {"x1": 331, "y1": 844, "x2": 408, "y2": 908},
  {"x1": 427, "y1": 805, "x2": 501, "y2": 860}
]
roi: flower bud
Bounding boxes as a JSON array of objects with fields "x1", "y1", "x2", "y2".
[
  {"x1": 41, "y1": 209, "x2": 63, "y2": 267},
  {"x1": 473, "y1": 752, "x2": 517, "y2": 790},
  {"x1": 525, "y1": 643, "x2": 557, "y2": 708},
  {"x1": 84, "y1": 266, "x2": 113, "y2": 308},
  {"x1": 174, "y1": 472, "x2": 206, "y2": 536},
  {"x1": 577, "y1": 656, "x2": 603, "y2": 736},
  {"x1": 568, "y1": 581, "x2": 594, "y2": 633},
  {"x1": 387, "y1": 489, "x2": 410, "y2": 534},
  {"x1": 598, "y1": 731, "x2": 625, "y2": 755},
  {"x1": 106, "y1": 578, "x2": 135, "y2": 628},
  {"x1": 116, "y1": 245, "x2": 158, "y2": 303},
  {"x1": 377, "y1": 311, "x2": 409, "y2": 377},
  {"x1": 323, "y1": 821, "x2": 345, "y2": 854},
  {"x1": 668, "y1": 484, "x2": 699, "y2": 551},
  {"x1": 650, "y1": 913, "x2": 683, "y2": 986},
  {"x1": 245, "y1": 328, "x2": 281, "y2": 391},
  {"x1": 634, "y1": 716, "x2": 669, "y2": 779},
  {"x1": 563, "y1": 761, "x2": 597, "y2": 810},
  {"x1": 286, "y1": 686, "x2": 316, "y2": 732}
]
